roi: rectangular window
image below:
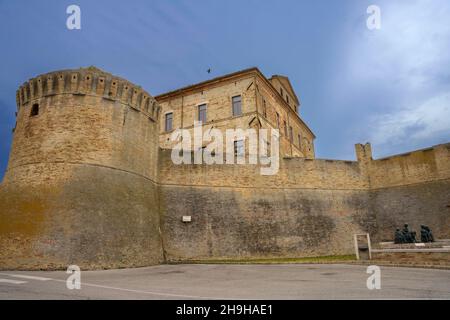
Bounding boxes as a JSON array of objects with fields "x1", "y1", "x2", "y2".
[
  {"x1": 283, "y1": 121, "x2": 288, "y2": 136},
  {"x1": 234, "y1": 140, "x2": 244, "y2": 156},
  {"x1": 198, "y1": 104, "x2": 207, "y2": 123},
  {"x1": 289, "y1": 126, "x2": 293, "y2": 142},
  {"x1": 298, "y1": 134, "x2": 302, "y2": 148},
  {"x1": 232, "y1": 95, "x2": 242, "y2": 116},
  {"x1": 165, "y1": 112, "x2": 173, "y2": 132},
  {"x1": 280, "y1": 87, "x2": 283, "y2": 96},
  {"x1": 286, "y1": 95, "x2": 289, "y2": 104},
  {"x1": 276, "y1": 112, "x2": 280, "y2": 128}
]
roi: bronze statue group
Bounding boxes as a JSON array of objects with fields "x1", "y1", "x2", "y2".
[{"x1": 394, "y1": 224, "x2": 434, "y2": 244}]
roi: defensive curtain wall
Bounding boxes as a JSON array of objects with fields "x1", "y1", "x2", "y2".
[
  {"x1": 159, "y1": 143, "x2": 449, "y2": 262},
  {"x1": 0, "y1": 67, "x2": 448, "y2": 269}
]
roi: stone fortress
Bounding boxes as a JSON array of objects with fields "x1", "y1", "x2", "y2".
[{"x1": 0, "y1": 66, "x2": 448, "y2": 270}]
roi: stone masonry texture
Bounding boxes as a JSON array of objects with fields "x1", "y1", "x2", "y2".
[{"x1": 0, "y1": 67, "x2": 448, "y2": 270}]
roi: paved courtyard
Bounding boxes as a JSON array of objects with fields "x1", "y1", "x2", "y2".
[{"x1": 0, "y1": 264, "x2": 449, "y2": 299}]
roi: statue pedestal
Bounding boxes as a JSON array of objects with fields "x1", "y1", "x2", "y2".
[{"x1": 370, "y1": 239, "x2": 450, "y2": 266}]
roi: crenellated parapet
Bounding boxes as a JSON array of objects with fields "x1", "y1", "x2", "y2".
[
  {"x1": 0, "y1": 66, "x2": 165, "y2": 270},
  {"x1": 16, "y1": 66, "x2": 161, "y2": 122}
]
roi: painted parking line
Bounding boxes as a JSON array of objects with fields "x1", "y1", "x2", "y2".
[{"x1": 0, "y1": 278, "x2": 27, "y2": 284}]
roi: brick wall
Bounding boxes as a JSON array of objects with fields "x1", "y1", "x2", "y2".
[
  {"x1": 0, "y1": 68, "x2": 163, "y2": 270},
  {"x1": 0, "y1": 67, "x2": 448, "y2": 269},
  {"x1": 156, "y1": 69, "x2": 316, "y2": 159},
  {"x1": 158, "y1": 149, "x2": 374, "y2": 261},
  {"x1": 158, "y1": 143, "x2": 450, "y2": 262},
  {"x1": 365, "y1": 143, "x2": 450, "y2": 241}
]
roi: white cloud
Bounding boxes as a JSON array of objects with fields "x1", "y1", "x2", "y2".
[
  {"x1": 336, "y1": 0, "x2": 450, "y2": 155},
  {"x1": 369, "y1": 93, "x2": 450, "y2": 147},
  {"x1": 347, "y1": 0, "x2": 450, "y2": 89}
]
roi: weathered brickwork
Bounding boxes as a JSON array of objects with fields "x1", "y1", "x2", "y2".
[
  {"x1": 255, "y1": 76, "x2": 315, "y2": 158},
  {"x1": 158, "y1": 143, "x2": 449, "y2": 262},
  {"x1": 0, "y1": 66, "x2": 448, "y2": 269},
  {"x1": 156, "y1": 68, "x2": 315, "y2": 158},
  {"x1": 0, "y1": 67, "x2": 164, "y2": 270},
  {"x1": 364, "y1": 143, "x2": 450, "y2": 242},
  {"x1": 368, "y1": 144, "x2": 450, "y2": 189},
  {"x1": 160, "y1": 186, "x2": 372, "y2": 261},
  {"x1": 158, "y1": 150, "x2": 368, "y2": 190}
]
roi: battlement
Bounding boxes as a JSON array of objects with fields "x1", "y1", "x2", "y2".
[
  {"x1": 355, "y1": 142, "x2": 373, "y2": 163},
  {"x1": 16, "y1": 66, "x2": 161, "y2": 122},
  {"x1": 1, "y1": 66, "x2": 449, "y2": 270}
]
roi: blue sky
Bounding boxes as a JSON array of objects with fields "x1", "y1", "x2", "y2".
[{"x1": 0, "y1": 0, "x2": 449, "y2": 179}]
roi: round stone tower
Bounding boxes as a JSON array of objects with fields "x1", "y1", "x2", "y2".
[{"x1": 0, "y1": 67, "x2": 164, "y2": 270}]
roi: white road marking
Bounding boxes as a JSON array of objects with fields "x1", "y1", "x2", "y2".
[
  {"x1": 0, "y1": 278, "x2": 27, "y2": 284},
  {"x1": 0, "y1": 272, "x2": 237, "y2": 299},
  {"x1": 50, "y1": 278, "x2": 238, "y2": 300},
  {"x1": 2, "y1": 274, "x2": 51, "y2": 281}
]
